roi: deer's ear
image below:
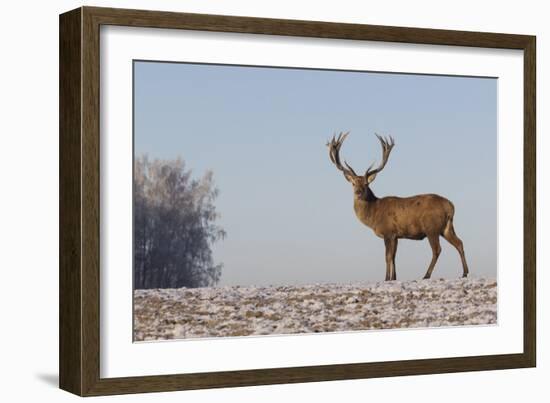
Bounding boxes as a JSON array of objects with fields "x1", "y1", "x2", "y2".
[
  {"x1": 367, "y1": 173, "x2": 377, "y2": 184},
  {"x1": 343, "y1": 172, "x2": 353, "y2": 182}
]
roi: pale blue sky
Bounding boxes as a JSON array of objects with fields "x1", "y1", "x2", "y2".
[{"x1": 134, "y1": 61, "x2": 497, "y2": 286}]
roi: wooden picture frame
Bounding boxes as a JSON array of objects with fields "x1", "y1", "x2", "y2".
[{"x1": 59, "y1": 6, "x2": 536, "y2": 396}]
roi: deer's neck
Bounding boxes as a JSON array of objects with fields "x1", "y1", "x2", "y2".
[{"x1": 353, "y1": 188, "x2": 379, "y2": 228}]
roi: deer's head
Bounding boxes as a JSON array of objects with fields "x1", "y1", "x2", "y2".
[{"x1": 327, "y1": 132, "x2": 395, "y2": 200}]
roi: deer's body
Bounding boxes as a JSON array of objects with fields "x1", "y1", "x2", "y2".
[
  {"x1": 327, "y1": 132, "x2": 469, "y2": 281},
  {"x1": 353, "y1": 193, "x2": 452, "y2": 240}
]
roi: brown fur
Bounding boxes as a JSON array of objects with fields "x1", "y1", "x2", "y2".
[{"x1": 328, "y1": 133, "x2": 469, "y2": 281}]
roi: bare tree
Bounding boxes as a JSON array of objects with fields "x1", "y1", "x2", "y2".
[
  {"x1": 327, "y1": 132, "x2": 469, "y2": 281},
  {"x1": 134, "y1": 156, "x2": 226, "y2": 289}
]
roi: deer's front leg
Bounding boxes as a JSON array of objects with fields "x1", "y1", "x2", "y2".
[{"x1": 384, "y1": 237, "x2": 398, "y2": 281}]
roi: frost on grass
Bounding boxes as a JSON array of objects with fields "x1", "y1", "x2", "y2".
[{"x1": 133, "y1": 277, "x2": 497, "y2": 341}]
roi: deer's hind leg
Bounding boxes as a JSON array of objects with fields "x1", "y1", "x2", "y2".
[
  {"x1": 442, "y1": 220, "x2": 469, "y2": 278},
  {"x1": 423, "y1": 235, "x2": 441, "y2": 280}
]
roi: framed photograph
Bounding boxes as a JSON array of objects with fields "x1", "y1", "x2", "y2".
[{"x1": 59, "y1": 6, "x2": 536, "y2": 396}]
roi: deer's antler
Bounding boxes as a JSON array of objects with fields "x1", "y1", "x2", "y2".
[
  {"x1": 365, "y1": 134, "x2": 395, "y2": 182},
  {"x1": 327, "y1": 132, "x2": 357, "y2": 179}
]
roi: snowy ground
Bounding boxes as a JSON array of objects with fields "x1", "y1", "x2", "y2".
[{"x1": 134, "y1": 277, "x2": 497, "y2": 341}]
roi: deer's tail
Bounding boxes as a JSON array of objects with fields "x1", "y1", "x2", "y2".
[{"x1": 443, "y1": 200, "x2": 456, "y2": 235}]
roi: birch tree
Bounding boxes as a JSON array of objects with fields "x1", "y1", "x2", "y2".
[{"x1": 134, "y1": 156, "x2": 225, "y2": 289}]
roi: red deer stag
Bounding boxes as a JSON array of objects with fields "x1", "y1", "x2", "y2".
[{"x1": 327, "y1": 132, "x2": 469, "y2": 281}]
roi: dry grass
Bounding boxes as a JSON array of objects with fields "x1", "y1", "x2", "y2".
[{"x1": 134, "y1": 277, "x2": 497, "y2": 341}]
